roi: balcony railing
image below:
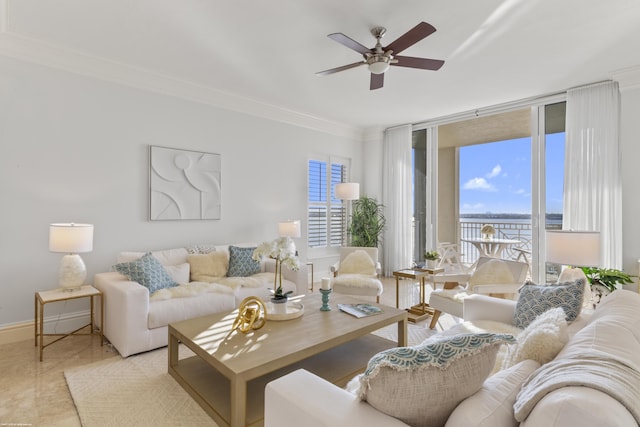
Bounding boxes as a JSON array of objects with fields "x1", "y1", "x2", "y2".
[{"x1": 459, "y1": 221, "x2": 533, "y2": 265}]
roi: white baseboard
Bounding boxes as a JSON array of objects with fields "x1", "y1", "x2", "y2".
[{"x1": 0, "y1": 310, "x2": 91, "y2": 345}]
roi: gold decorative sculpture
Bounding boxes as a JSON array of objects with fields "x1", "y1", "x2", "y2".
[{"x1": 232, "y1": 297, "x2": 267, "y2": 333}]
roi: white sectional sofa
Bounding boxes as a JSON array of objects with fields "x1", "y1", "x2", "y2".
[
  {"x1": 265, "y1": 290, "x2": 640, "y2": 427},
  {"x1": 94, "y1": 243, "x2": 308, "y2": 357}
]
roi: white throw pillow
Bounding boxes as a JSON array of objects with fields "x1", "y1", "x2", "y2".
[
  {"x1": 469, "y1": 259, "x2": 515, "y2": 287},
  {"x1": 445, "y1": 359, "x2": 541, "y2": 427},
  {"x1": 502, "y1": 307, "x2": 568, "y2": 369},
  {"x1": 164, "y1": 262, "x2": 190, "y2": 284},
  {"x1": 339, "y1": 250, "x2": 376, "y2": 275},
  {"x1": 357, "y1": 333, "x2": 515, "y2": 427}
]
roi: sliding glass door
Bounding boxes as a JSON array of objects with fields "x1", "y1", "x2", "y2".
[{"x1": 413, "y1": 99, "x2": 566, "y2": 283}]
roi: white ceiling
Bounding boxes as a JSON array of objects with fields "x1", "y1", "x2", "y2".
[{"x1": 4, "y1": 0, "x2": 640, "y2": 130}]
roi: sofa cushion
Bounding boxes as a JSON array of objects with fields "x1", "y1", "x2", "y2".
[
  {"x1": 513, "y1": 279, "x2": 585, "y2": 329},
  {"x1": 227, "y1": 245, "x2": 261, "y2": 277},
  {"x1": 356, "y1": 333, "x2": 515, "y2": 427},
  {"x1": 514, "y1": 292, "x2": 640, "y2": 424},
  {"x1": 340, "y1": 250, "x2": 376, "y2": 275},
  {"x1": 445, "y1": 359, "x2": 541, "y2": 427},
  {"x1": 113, "y1": 252, "x2": 178, "y2": 294},
  {"x1": 502, "y1": 307, "x2": 568, "y2": 369},
  {"x1": 187, "y1": 251, "x2": 228, "y2": 282},
  {"x1": 148, "y1": 287, "x2": 235, "y2": 329}
]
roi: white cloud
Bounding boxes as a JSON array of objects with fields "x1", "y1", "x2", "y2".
[
  {"x1": 486, "y1": 164, "x2": 502, "y2": 179},
  {"x1": 463, "y1": 177, "x2": 497, "y2": 191}
]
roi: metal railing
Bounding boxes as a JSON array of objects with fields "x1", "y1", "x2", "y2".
[{"x1": 459, "y1": 221, "x2": 533, "y2": 264}]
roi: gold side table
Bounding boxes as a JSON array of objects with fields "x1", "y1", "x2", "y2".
[
  {"x1": 393, "y1": 268, "x2": 444, "y2": 323},
  {"x1": 34, "y1": 285, "x2": 104, "y2": 361}
]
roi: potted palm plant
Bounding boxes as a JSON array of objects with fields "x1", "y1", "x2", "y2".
[{"x1": 348, "y1": 195, "x2": 386, "y2": 248}]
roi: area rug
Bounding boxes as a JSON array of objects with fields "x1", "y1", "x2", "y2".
[
  {"x1": 64, "y1": 346, "x2": 216, "y2": 427},
  {"x1": 64, "y1": 324, "x2": 435, "y2": 426}
]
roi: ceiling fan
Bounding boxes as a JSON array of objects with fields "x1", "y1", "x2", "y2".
[{"x1": 316, "y1": 21, "x2": 445, "y2": 90}]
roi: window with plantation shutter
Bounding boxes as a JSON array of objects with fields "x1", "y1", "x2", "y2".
[{"x1": 308, "y1": 158, "x2": 349, "y2": 249}]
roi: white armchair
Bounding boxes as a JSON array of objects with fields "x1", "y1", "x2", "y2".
[
  {"x1": 330, "y1": 247, "x2": 383, "y2": 303},
  {"x1": 428, "y1": 257, "x2": 529, "y2": 329}
]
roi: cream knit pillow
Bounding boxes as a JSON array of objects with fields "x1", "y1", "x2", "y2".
[
  {"x1": 502, "y1": 307, "x2": 569, "y2": 369},
  {"x1": 187, "y1": 251, "x2": 228, "y2": 282}
]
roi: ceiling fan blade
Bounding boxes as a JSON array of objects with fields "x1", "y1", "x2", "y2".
[
  {"x1": 385, "y1": 22, "x2": 436, "y2": 55},
  {"x1": 394, "y1": 55, "x2": 444, "y2": 71},
  {"x1": 370, "y1": 73, "x2": 384, "y2": 90},
  {"x1": 316, "y1": 61, "x2": 365, "y2": 76},
  {"x1": 328, "y1": 33, "x2": 372, "y2": 55}
]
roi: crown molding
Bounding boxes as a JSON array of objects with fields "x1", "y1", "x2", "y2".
[
  {"x1": 0, "y1": 30, "x2": 364, "y2": 140},
  {"x1": 612, "y1": 65, "x2": 640, "y2": 91}
]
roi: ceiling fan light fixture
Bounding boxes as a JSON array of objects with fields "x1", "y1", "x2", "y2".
[{"x1": 367, "y1": 57, "x2": 391, "y2": 74}]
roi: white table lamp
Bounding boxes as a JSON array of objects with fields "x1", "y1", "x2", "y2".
[
  {"x1": 278, "y1": 220, "x2": 301, "y2": 238},
  {"x1": 49, "y1": 223, "x2": 94, "y2": 290},
  {"x1": 546, "y1": 230, "x2": 600, "y2": 284}
]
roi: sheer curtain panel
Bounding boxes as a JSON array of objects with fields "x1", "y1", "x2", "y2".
[
  {"x1": 382, "y1": 125, "x2": 413, "y2": 275},
  {"x1": 564, "y1": 81, "x2": 622, "y2": 268}
]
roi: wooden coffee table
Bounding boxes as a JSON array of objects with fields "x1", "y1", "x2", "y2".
[{"x1": 168, "y1": 293, "x2": 407, "y2": 427}]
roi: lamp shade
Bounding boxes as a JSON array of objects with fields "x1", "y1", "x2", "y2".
[
  {"x1": 49, "y1": 223, "x2": 94, "y2": 254},
  {"x1": 546, "y1": 230, "x2": 600, "y2": 267},
  {"x1": 278, "y1": 220, "x2": 301, "y2": 238},
  {"x1": 335, "y1": 182, "x2": 360, "y2": 201}
]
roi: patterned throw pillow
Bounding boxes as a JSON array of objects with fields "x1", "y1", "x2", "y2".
[
  {"x1": 356, "y1": 333, "x2": 515, "y2": 427},
  {"x1": 113, "y1": 252, "x2": 178, "y2": 294},
  {"x1": 513, "y1": 279, "x2": 585, "y2": 329},
  {"x1": 227, "y1": 246, "x2": 261, "y2": 277}
]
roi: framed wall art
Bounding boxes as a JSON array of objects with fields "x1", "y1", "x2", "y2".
[{"x1": 149, "y1": 145, "x2": 221, "y2": 220}]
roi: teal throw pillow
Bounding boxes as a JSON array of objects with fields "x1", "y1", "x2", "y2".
[
  {"x1": 513, "y1": 279, "x2": 585, "y2": 329},
  {"x1": 113, "y1": 252, "x2": 178, "y2": 294},
  {"x1": 227, "y1": 246, "x2": 261, "y2": 277}
]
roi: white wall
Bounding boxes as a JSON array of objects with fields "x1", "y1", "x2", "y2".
[{"x1": 0, "y1": 56, "x2": 363, "y2": 328}]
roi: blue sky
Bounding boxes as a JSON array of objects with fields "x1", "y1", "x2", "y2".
[{"x1": 459, "y1": 133, "x2": 565, "y2": 214}]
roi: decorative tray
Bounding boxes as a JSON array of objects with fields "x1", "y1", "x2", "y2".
[{"x1": 266, "y1": 301, "x2": 304, "y2": 321}]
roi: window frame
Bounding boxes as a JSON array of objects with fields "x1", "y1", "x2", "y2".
[{"x1": 307, "y1": 156, "x2": 351, "y2": 257}]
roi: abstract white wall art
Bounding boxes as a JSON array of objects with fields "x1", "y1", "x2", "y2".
[{"x1": 150, "y1": 146, "x2": 221, "y2": 220}]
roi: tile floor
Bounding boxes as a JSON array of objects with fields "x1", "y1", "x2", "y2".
[{"x1": 0, "y1": 276, "x2": 455, "y2": 426}]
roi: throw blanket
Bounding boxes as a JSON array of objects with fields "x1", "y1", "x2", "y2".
[{"x1": 514, "y1": 356, "x2": 640, "y2": 423}]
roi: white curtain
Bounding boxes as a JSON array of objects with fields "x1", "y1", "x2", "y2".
[
  {"x1": 425, "y1": 126, "x2": 439, "y2": 251},
  {"x1": 383, "y1": 125, "x2": 413, "y2": 275},
  {"x1": 564, "y1": 81, "x2": 621, "y2": 268}
]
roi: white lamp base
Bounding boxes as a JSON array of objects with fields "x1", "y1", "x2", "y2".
[{"x1": 58, "y1": 254, "x2": 87, "y2": 290}]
